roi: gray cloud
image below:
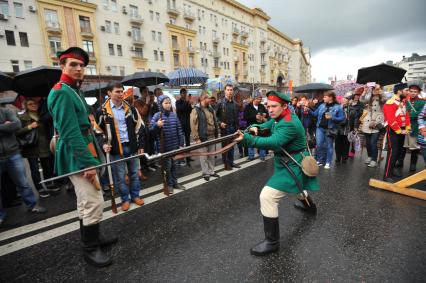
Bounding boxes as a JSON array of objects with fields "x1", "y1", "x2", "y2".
[{"x1": 239, "y1": 0, "x2": 426, "y2": 54}]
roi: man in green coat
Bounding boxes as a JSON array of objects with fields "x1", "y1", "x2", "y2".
[
  {"x1": 48, "y1": 47, "x2": 116, "y2": 267},
  {"x1": 235, "y1": 91, "x2": 319, "y2": 256}
]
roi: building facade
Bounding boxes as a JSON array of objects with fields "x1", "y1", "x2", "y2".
[
  {"x1": 0, "y1": 0, "x2": 311, "y2": 87},
  {"x1": 396, "y1": 53, "x2": 426, "y2": 83}
]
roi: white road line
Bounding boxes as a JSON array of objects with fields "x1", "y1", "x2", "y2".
[{"x1": 0, "y1": 157, "x2": 269, "y2": 256}]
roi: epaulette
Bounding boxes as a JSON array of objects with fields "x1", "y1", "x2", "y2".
[{"x1": 53, "y1": 82, "x2": 62, "y2": 90}]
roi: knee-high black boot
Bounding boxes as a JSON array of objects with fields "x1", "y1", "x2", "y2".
[
  {"x1": 410, "y1": 150, "x2": 419, "y2": 172},
  {"x1": 294, "y1": 194, "x2": 317, "y2": 214},
  {"x1": 250, "y1": 217, "x2": 280, "y2": 256},
  {"x1": 80, "y1": 220, "x2": 118, "y2": 247},
  {"x1": 81, "y1": 224, "x2": 112, "y2": 267}
]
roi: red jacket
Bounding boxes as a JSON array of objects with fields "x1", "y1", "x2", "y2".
[{"x1": 383, "y1": 95, "x2": 410, "y2": 134}]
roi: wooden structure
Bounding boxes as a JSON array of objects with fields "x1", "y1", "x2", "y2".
[{"x1": 369, "y1": 170, "x2": 426, "y2": 200}]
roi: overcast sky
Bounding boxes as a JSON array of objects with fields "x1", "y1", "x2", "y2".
[{"x1": 239, "y1": 0, "x2": 426, "y2": 82}]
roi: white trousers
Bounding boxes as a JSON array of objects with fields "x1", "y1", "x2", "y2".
[
  {"x1": 69, "y1": 174, "x2": 104, "y2": 226},
  {"x1": 259, "y1": 186, "x2": 286, "y2": 218}
]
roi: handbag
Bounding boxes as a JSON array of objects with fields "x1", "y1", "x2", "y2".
[{"x1": 17, "y1": 128, "x2": 38, "y2": 147}]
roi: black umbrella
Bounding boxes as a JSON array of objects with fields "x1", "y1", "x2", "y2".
[
  {"x1": 0, "y1": 72, "x2": 13, "y2": 92},
  {"x1": 356, "y1": 63, "x2": 407, "y2": 86},
  {"x1": 82, "y1": 82, "x2": 109, "y2": 97},
  {"x1": 294, "y1": 83, "x2": 334, "y2": 93},
  {"x1": 12, "y1": 66, "x2": 61, "y2": 97},
  {"x1": 121, "y1": 71, "x2": 169, "y2": 88}
]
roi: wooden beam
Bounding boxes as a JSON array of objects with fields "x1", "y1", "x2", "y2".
[
  {"x1": 394, "y1": 169, "x2": 426, "y2": 188},
  {"x1": 369, "y1": 179, "x2": 426, "y2": 200}
]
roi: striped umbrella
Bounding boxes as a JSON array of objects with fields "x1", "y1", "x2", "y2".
[{"x1": 168, "y1": 67, "x2": 208, "y2": 86}]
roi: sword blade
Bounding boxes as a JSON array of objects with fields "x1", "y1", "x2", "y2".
[{"x1": 40, "y1": 132, "x2": 238, "y2": 184}]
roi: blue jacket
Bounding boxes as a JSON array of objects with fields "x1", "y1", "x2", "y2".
[
  {"x1": 311, "y1": 102, "x2": 345, "y2": 129},
  {"x1": 150, "y1": 111, "x2": 184, "y2": 152}
]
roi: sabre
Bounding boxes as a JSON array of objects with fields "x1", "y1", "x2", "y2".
[
  {"x1": 105, "y1": 114, "x2": 118, "y2": 213},
  {"x1": 40, "y1": 132, "x2": 238, "y2": 184}
]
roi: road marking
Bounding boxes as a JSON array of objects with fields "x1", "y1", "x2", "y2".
[{"x1": 0, "y1": 157, "x2": 269, "y2": 256}]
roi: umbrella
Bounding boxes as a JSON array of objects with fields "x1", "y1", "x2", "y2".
[
  {"x1": 12, "y1": 66, "x2": 61, "y2": 97},
  {"x1": 82, "y1": 82, "x2": 109, "y2": 97},
  {"x1": 121, "y1": 71, "x2": 169, "y2": 88},
  {"x1": 0, "y1": 72, "x2": 13, "y2": 92},
  {"x1": 294, "y1": 83, "x2": 333, "y2": 93},
  {"x1": 356, "y1": 63, "x2": 407, "y2": 86},
  {"x1": 0, "y1": 90, "x2": 18, "y2": 104},
  {"x1": 333, "y1": 80, "x2": 363, "y2": 97},
  {"x1": 168, "y1": 67, "x2": 208, "y2": 86}
]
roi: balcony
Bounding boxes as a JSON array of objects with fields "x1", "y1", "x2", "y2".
[
  {"x1": 212, "y1": 51, "x2": 221, "y2": 58},
  {"x1": 260, "y1": 46, "x2": 267, "y2": 53},
  {"x1": 183, "y1": 10, "x2": 195, "y2": 21},
  {"x1": 260, "y1": 37, "x2": 266, "y2": 43},
  {"x1": 241, "y1": 31, "x2": 248, "y2": 38},
  {"x1": 233, "y1": 56, "x2": 239, "y2": 62},
  {"x1": 132, "y1": 36, "x2": 145, "y2": 46},
  {"x1": 260, "y1": 61, "x2": 267, "y2": 66},
  {"x1": 232, "y1": 27, "x2": 240, "y2": 36},
  {"x1": 186, "y1": 46, "x2": 195, "y2": 53},
  {"x1": 80, "y1": 26, "x2": 93, "y2": 38},
  {"x1": 130, "y1": 14, "x2": 144, "y2": 25},
  {"x1": 212, "y1": 36, "x2": 220, "y2": 44},
  {"x1": 167, "y1": 6, "x2": 180, "y2": 17},
  {"x1": 45, "y1": 21, "x2": 61, "y2": 34},
  {"x1": 172, "y1": 43, "x2": 181, "y2": 52}
]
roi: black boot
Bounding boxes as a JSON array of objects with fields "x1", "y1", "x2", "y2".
[
  {"x1": 80, "y1": 220, "x2": 118, "y2": 247},
  {"x1": 250, "y1": 217, "x2": 280, "y2": 256},
  {"x1": 294, "y1": 195, "x2": 317, "y2": 215},
  {"x1": 81, "y1": 224, "x2": 112, "y2": 267},
  {"x1": 410, "y1": 152, "x2": 418, "y2": 172},
  {"x1": 392, "y1": 169, "x2": 402, "y2": 178}
]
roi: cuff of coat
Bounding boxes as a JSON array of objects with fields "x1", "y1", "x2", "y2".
[{"x1": 395, "y1": 129, "x2": 402, "y2": 134}]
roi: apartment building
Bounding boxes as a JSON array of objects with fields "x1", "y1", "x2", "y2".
[{"x1": 0, "y1": 0, "x2": 311, "y2": 87}]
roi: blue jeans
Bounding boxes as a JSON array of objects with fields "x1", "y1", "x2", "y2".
[
  {"x1": 364, "y1": 132, "x2": 379, "y2": 161},
  {"x1": 110, "y1": 145, "x2": 140, "y2": 203},
  {"x1": 0, "y1": 153, "x2": 37, "y2": 220},
  {"x1": 164, "y1": 158, "x2": 177, "y2": 187},
  {"x1": 248, "y1": 147, "x2": 266, "y2": 159},
  {"x1": 316, "y1": 128, "x2": 334, "y2": 164}
]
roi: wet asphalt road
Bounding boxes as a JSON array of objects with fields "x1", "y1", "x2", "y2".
[{"x1": 0, "y1": 154, "x2": 425, "y2": 282}]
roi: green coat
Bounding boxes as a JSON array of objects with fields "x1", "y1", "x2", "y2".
[
  {"x1": 47, "y1": 82, "x2": 99, "y2": 175},
  {"x1": 241, "y1": 114, "x2": 319, "y2": 194},
  {"x1": 406, "y1": 99, "x2": 426, "y2": 137}
]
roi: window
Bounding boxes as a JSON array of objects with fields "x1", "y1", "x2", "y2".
[
  {"x1": 19, "y1": 32, "x2": 28, "y2": 47},
  {"x1": 14, "y1": 2, "x2": 23, "y2": 18},
  {"x1": 119, "y1": 66, "x2": 125, "y2": 76},
  {"x1": 86, "y1": 64, "x2": 97, "y2": 75},
  {"x1": 24, "y1": 60, "x2": 32, "y2": 70},
  {"x1": 154, "y1": 50, "x2": 158, "y2": 61},
  {"x1": 171, "y1": 35, "x2": 178, "y2": 48},
  {"x1": 0, "y1": 0, "x2": 9, "y2": 16},
  {"x1": 113, "y1": 22, "x2": 119, "y2": 34},
  {"x1": 198, "y1": 26, "x2": 202, "y2": 33},
  {"x1": 105, "y1": 20, "x2": 111, "y2": 32},
  {"x1": 108, "y1": 43, "x2": 115, "y2": 55},
  {"x1": 117, "y1": 44, "x2": 123, "y2": 56},
  {"x1": 189, "y1": 55, "x2": 194, "y2": 66},
  {"x1": 82, "y1": 40, "x2": 94, "y2": 57},
  {"x1": 129, "y1": 5, "x2": 138, "y2": 17},
  {"x1": 79, "y1": 16, "x2": 91, "y2": 33},
  {"x1": 187, "y1": 39, "x2": 192, "y2": 47},
  {"x1": 173, "y1": 53, "x2": 179, "y2": 66},
  {"x1": 111, "y1": 0, "x2": 117, "y2": 11},
  {"x1": 151, "y1": 30, "x2": 156, "y2": 41},
  {"x1": 48, "y1": 36, "x2": 61, "y2": 55},
  {"x1": 44, "y1": 9, "x2": 59, "y2": 28},
  {"x1": 156, "y1": 12, "x2": 160, "y2": 22},
  {"x1": 160, "y1": 51, "x2": 164, "y2": 61},
  {"x1": 149, "y1": 10, "x2": 154, "y2": 21},
  {"x1": 102, "y1": 0, "x2": 109, "y2": 9},
  {"x1": 5, "y1": 30, "x2": 15, "y2": 46},
  {"x1": 158, "y1": 32, "x2": 162, "y2": 43},
  {"x1": 203, "y1": 27, "x2": 206, "y2": 34},
  {"x1": 131, "y1": 26, "x2": 141, "y2": 41},
  {"x1": 11, "y1": 60, "x2": 19, "y2": 72},
  {"x1": 134, "y1": 47, "x2": 143, "y2": 58},
  {"x1": 110, "y1": 66, "x2": 117, "y2": 75}
]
